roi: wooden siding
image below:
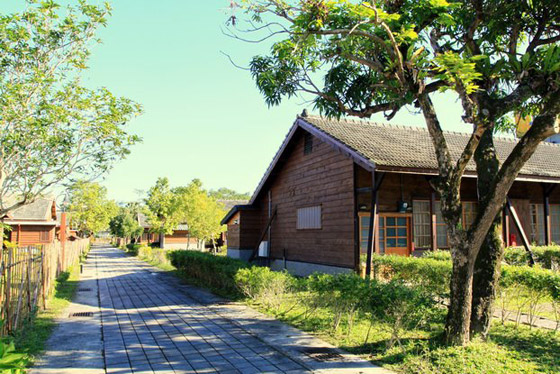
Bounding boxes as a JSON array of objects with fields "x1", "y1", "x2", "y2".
[
  {"x1": 9, "y1": 225, "x2": 55, "y2": 246},
  {"x1": 255, "y1": 129, "x2": 356, "y2": 268},
  {"x1": 164, "y1": 230, "x2": 198, "y2": 245}
]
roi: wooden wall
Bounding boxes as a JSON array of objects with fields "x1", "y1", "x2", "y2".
[
  {"x1": 253, "y1": 129, "x2": 356, "y2": 268},
  {"x1": 9, "y1": 225, "x2": 55, "y2": 246}
]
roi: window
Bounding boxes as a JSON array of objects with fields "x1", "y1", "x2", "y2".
[
  {"x1": 297, "y1": 206, "x2": 321, "y2": 229},
  {"x1": 40, "y1": 230, "x2": 50, "y2": 242},
  {"x1": 359, "y1": 215, "x2": 371, "y2": 252},
  {"x1": 384, "y1": 216, "x2": 408, "y2": 249},
  {"x1": 462, "y1": 202, "x2": 478, "y2": 229},
  {"x1": 303, "y1": 133, "x2": 313, "y2": 155},
  {"x1": 435, "y1": 202, "x2": 449, "y2": 248},
  {"x1": 412, "y1": 200, "x2": 431, "y2": 248},
  {"x1": 530, "y1": 204, "x2": 545, "y2": 245}
]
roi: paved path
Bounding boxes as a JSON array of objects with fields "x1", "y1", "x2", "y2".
[{"x1": 31, "y1": 245, "x2": 390, "y2": 374}]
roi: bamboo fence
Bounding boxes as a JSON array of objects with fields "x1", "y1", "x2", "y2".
[{"x1": 0, "y1": 239, "x2": 89, "y2": 335}]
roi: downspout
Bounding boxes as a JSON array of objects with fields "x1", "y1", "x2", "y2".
[
  {"x1": 365, "y1": 168, "x2": 377, "y2": 278},
  {"x1": 268, "y1": 190, "x2": 272, "y2": 265}
]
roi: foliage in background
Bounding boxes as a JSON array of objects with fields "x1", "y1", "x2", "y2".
[
  {"x1": 66, "y1": 181, "x2": 118, "y2": 237},
  {"x1": 208, "y1": 187, "x2": 250, "y2": 201},
  {"x1": 109, "y1": 207, "x2": 143, "y2": 243},
  {"x1": 174, "y1": 179, "x2": 227, "y2": 248},
  {"x1": 144, "y1": 177, "x2": 183, "y2": 237},
  {"x1": 0, "y1": 0, "x2": 141, "y2": 218}
]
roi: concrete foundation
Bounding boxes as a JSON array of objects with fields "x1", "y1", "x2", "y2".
[
  {"x1": 270, "y1": 259, "x2": 353, "y2": 277},
  {"x1": 227, "y1": 248, "x2": 254, "y2": 262}
]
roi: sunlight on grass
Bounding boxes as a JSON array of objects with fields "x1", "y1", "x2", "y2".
[{"x1": 13, "y1": 265, "x2": 80, "y2": 363}]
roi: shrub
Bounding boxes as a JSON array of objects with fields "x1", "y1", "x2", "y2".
[
  {"x1": 125, "y1": 243, "x2": 141, "y2": 256},
  {"x1": 367, "y1": 280, "x2": 440, "y2": 349},
  {"x1": 168, "y1": 250, "x2": 249, "y2": 298},
  {"x1": 234, "y1": 267, "x2": 293, "y2": 310},
  {"x1": 370, "y1": 255, "x2": 452, "y2": 299},
  {"x1": 306, "y1": 273, "x2": 370, "y2": 335},
  {"x1": 504, "y1": 246, "x2": 560, "y2": 269},
  {"x1": 421, "y1": 250, "x2": 452, "y2": 262}
]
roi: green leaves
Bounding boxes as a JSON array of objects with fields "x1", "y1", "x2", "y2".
[
  {"x1": 433, "y1": 52, "x2": 482, "y2": 94},
  {"x1": 0, "y1": 0, "x2": 141, "y2": 217},
  {"x1": 66, "y1": 180, "x2": 118, "y2": 237}
]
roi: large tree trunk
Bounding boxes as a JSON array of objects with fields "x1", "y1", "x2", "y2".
[
  {"x1": 470, "y1": 131, "x2": 504, "y2": 338},
  {"x1": 445, "y1": 244, "x2": 475, "y2": 346}
]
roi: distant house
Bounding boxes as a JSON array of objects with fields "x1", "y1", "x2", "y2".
[
  {"x1": 3, "y1": 198, "x2": 59, "y2": 246},
  {"x1": 221, "y1": 115, "x2": 560, "y2": 276},
  {"x1": 136, "y1": 213, "x2": 199, "y2": 249}
]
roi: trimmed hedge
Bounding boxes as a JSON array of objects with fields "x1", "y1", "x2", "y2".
[
  {"x1": 503, "y1": 246, "x2": 560, "y2": 269},
  {"x1": 168, "y1": 250, "x2": 249, "y2": 298},
  {"x1": 371, "y1": 254, "x2": 560, "y2": 302}
]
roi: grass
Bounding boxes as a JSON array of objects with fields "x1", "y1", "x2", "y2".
[
  {"x1": 13, "y1": 265, "x2": 80, "y2": 363},
  {"x1": 131, "y1": 250, "x2": 560, "y2": 373}
]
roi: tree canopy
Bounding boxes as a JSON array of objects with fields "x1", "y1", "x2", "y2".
[
  {"x1": 66, "y1": 180, "x2": 118, "y2": 237},
  {"x1": 0, "y1": 0, "x2": 142, "y2": 217},
  {"x1": 109, "y1": 207, "x2": 143, "y2": 243}
]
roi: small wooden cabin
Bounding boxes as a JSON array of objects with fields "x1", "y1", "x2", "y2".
[
  {"x1": 136, "y1": 213, "x2": 199, "y2": 249},
  {"x1": 221, "y1": 115, "x2": 560, "y2": 276},
  {"x1": 4, "y1": 198, "x2": 58, "y2": 246}
]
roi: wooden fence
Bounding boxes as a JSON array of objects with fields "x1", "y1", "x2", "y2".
[{"x1": 0, "y1": 239, "x2": 90, "y2": 335}]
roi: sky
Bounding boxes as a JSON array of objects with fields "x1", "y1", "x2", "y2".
[{"x1": 4, "y1": 1, "x2": 468, "y2": 203}]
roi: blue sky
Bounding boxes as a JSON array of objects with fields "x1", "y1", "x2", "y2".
[{"x1": 5, "y1": 1, "x2": 468, "y2": 202}]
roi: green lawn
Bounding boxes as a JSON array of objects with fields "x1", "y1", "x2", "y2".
[{"x1": 13, "y1": 265, "x2": 80, "y2": 363}]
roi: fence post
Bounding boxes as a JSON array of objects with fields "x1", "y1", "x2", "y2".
[
  {"x1": 41, "y1": 246, "x2": 47, "y2": 309},
  {"x1": 27, "y1": 247, "x2": 32, "y2": 317},
  {"x1": 5, "y1": 247, "x2": 12, "y2": 334}
]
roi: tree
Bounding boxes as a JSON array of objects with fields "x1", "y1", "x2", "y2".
[
  {"x1": 66, "y1": 181, "x2": 118, "y2": 237},
  {"x1": 231, "y1": 0, "x2": 560, "y2": 345},
  {"x1": 0, "y1": 0, "x2": 142, "y2": 217},
  {"x1": 144, "y1": 177, "x2": 183, "y2": 248},
  {"x1": 209, "y1": 187, "x2": 251, "y2": 200},
  {"x1": 109, "y1": 207, "x2": 143, "y2": 244},
  {"x1": 175, "y1": 180, "x2": 228, "y2": 251}
]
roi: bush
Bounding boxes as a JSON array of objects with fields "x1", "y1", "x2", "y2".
[
  {"x1": 306, "y1": 273, "x2": 369, "y2": 334},
  {"x1": 234, "y1": 267, "x2": 293, "y2": 310},
  {"x1": 125, "y1": 243, "x2": 141, "y2": 256},
  {"x1": 168, "y1": 250, "x2": 249, "y2": 298},
  {"x1": 421, "y1": 250, "x2": 452, "y2": 262},
  {"x1": 504, "y1": 246, "x2": 560, "y2": 269},
  {"x1": 367, "y1": 280, "x2": 440, "y2": 349},
  {"x1": 370, "y1": 255, "x2": 452, "y2": 299}
]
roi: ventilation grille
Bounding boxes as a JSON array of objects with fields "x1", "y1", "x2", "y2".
[
  {"x1": 303, "y1": 347, "x2": 344, "y2": 362},
  {"x1": 69, "y1": 311, "x2": 94, "y2": 318}
]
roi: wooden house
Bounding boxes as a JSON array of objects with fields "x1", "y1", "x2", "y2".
[
  {"x1": 136, "y1": 213, "x2": 199, "y2": 249},
  {"x1": 221, "y1": 115, "x2": 560, "y2": 276},
  {"x1": 3, "y1": 198, "x2": 58, "y2": 246}
]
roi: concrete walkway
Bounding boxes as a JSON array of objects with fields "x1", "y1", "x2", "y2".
[{"x1": 31, "y1": 245, "x2": 390, "y2": 374}]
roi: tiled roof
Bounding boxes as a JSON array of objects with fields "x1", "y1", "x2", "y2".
[
  {"x1": 301, "y1": 116, "x2": 560, "y2": 180},
  {"x1": 9, "y1": 198, "x2": 55, "y2": 221}
]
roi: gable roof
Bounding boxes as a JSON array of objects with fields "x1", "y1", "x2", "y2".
[
  {"x1": 246, "y1": 114, "x2": 560, "y2": 206},
  {"x1": 303, "y1": 115, "x2": 560, "y2": 181},
  {"x1": 3, "y1": 198, "x2": 56, "y2": 225}
]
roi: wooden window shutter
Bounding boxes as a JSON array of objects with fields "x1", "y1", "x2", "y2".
[{"x1": 297, "y1": 206, "x2": 321, "y2": 229}]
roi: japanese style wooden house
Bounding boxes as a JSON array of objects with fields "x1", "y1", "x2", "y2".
[{"x1": 221, "y1": 114, "x2": 560, "y2": 276}]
